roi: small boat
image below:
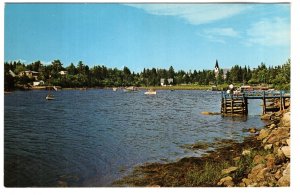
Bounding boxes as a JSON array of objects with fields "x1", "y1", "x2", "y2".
[
  {"x1": 144, "y1": 89, "x2": 156, "y2": 95},
  {"x1": 113, "y1": 87, "x2": 118, "y2": 91},
  {"x1": 123, "y1": 86, "x2": 138, "y2": 92},
  {"x1": 46, "y1": 94, "x2": 55, "y2": 100}
]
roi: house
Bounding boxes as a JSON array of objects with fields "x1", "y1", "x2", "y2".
[
  {"x1": 33, "y1": 80, "x2": 45, "y2": 86},
  {"x1": 160, "y1": 78, "x2": 174, "y2": 86},
  {"x1": 59, "y1": 70, "x2": 68, "y2": 75},
  {"x1": 167, "y1": 78, "x2": 174, "y2": 85},
  {"x1": 160, "y1": 78, "x2": 165, "y2": 86},
  {"x1": 19, "y1": 70, "x2": 39, "y2": 80}
]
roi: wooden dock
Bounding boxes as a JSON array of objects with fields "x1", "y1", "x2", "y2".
[{"x1": 221, "y1": 90, "x2": 290, "y2": 115}]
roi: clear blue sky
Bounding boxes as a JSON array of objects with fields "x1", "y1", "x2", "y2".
[{"x1": 4, "y1": 3, "x2": 290, "y2": 72}]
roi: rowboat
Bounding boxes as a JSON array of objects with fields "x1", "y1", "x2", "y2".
[{"x1": 144, "y1": 89, "x2": 156, "y2": 95}]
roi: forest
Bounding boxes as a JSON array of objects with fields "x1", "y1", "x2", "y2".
[{"x1": 4, "y1": 59, "x2": 290, "y2": 91}]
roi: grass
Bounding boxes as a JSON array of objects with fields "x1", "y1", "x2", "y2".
[
  {"x1": 231, "y1": 149, "x2": 271, "y2": 181},
  {"x1": 141, "y1": 84, "x2": 227, "y2": 91},
  {"x1": 185, "y1": 160, "x2": 229, "y2": 186}
]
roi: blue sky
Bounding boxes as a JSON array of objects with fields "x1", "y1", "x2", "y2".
[{"x1": 4, "y1": 3, "x2": 290, "y2": 72}]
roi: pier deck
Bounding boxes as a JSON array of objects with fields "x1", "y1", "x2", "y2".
[{"x1": 221, "y1": 90, "x2": 290, "y2": 115}]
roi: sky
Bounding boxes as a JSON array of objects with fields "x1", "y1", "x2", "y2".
[{"x1": 4, "y1": 3, "x2": 290, "y2": 72}]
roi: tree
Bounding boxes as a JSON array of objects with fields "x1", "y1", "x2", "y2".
[{"x1": 66, "y1": 63, "x2": 77, "y2": 75}]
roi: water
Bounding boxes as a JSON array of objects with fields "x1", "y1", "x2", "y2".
[{"x1": 4, "y1": 89, "x2": 266, "y2": 187}]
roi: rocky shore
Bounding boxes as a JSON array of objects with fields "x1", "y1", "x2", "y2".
[
  {"x1": 113, "y1": 107, "x2": 290, "y2": 187},
  {"x1": 217, "y1": 108, "x2": 290, "y2": 187}
]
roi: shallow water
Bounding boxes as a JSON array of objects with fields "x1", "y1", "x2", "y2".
[{"x1": 4, "y1": 89, "x2": 266, "y2": 186}]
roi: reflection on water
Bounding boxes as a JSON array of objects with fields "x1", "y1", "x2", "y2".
[{"x1": 4, "y1": 89, "x2": 266, "y2": 186}]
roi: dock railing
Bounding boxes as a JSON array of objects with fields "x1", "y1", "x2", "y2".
[{"x1": 221, "y1": 90, "x2": 290, "y2": 115}]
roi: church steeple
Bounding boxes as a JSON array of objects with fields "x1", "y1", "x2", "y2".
[{"x1": 215, "y1": 59, "x2": 219, "y2": 70}]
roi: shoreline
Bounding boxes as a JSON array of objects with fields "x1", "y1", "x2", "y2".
[
  {"x1": 112, "y1": 108, "x2": 290, "y2": 187},
  {"x1": 5, "y1": 85, "x2": 225, "y2": 92}
]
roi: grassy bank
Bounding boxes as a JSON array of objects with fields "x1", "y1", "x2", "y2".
[{"x1": 140, "y1": 84, "x2": 227, "y2": 91}]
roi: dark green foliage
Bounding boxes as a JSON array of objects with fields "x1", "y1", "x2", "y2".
[{"x1": 4, "y1": 59, "x2": 290, "y2": 90}]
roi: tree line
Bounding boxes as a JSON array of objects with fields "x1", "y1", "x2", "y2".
[{"x1": 4, "y1": 59, "x2": 290, "y2": 91}]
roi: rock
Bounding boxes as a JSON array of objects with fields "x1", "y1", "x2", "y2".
[
  {"x1": 256, "y1": 168, "x2": 269, "y2": 182},
  {"x1": 266, "y1": 127, "x2": 290, "y2": 144},
  {"x1": 275, "y1": 149, "x2": 286, "y2": 165},
  {"x1": 248, "y1": 183, "x2": 258, "y2": 187},
  {"x1": 275, "y1": 170, "x2": 282, "y2": 179},
  {"x1": 281, "y1": 112, "x2": 290, "y2": 127},
  {"x1": 146, "y1": 185, "x2": 161, "y2": 187},
  {"x1": 281, "y1": 146, "x2": 290, "y2": 158},
  {"x1": 249, "y1": 127, "x2": 257, "y2": 133},
  {"x1": 278, "y1": 163, "x2": 290, "y2": 186},
  {"x1": 257, "y1": 129, "x2": 270, "y2": 141},
  {"x1": 248, "y1": 164, "x2": 265, "y2": 180},
  {"x1": 201, "y1": 112, "x2": 221, "y2": 115},
  {"x1": 239, "y1": 182, "x2": 246, "y2": 187},
  {"x1": 217, "y1": 176, "x2": 234, "y2": 187},
  {"x1": 269, "y1": 124, "x2": 276, "y2": 129},
  {"x1": 286, "y1": 139, "x2": 290, "y2": 146},
  {"x1": 253, "y1": 155, "x2": 265, "y2": 165},
  {"x1": 233, "y1": 156, "x2": 240, "y2": 161},
  {"x1": 222, "y1": 166, "x2": 239, "y2": 175},
  {"x1": 242, "y1": 150, "x2": 251, "y2": 156},
  {"x1": 265, "y1": 154, "x2": 275, "y2": 168},
  {"x1": 242, "y1": 178, "x2": 252, "y2": 186},
  {"x1": 261, "y1": 114, "x2": 271, "y2": 120},
  {"x1": 264, "y1": 144, "x2": 273, "y2": 150}
]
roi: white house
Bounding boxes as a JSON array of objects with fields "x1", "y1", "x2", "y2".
[
  {"x1": 160, "y1": 78, "x2": 165, "y2": 86},
  {"x1": 33, "y1": 80, "x2": 45, "y2": 86},
  {"x1": 167, "y1": 78, "x2": 174, "y2": 85},
  {"x1": 59, "y1": 70, "x2": 68, "y2": 75},
  {"x1": 161, "y1": 78, "x2": 174, "y2": 86}
]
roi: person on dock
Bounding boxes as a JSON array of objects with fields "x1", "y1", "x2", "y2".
[{"x1": 227, "y1": 84, "x2": 234, "y2": 95}]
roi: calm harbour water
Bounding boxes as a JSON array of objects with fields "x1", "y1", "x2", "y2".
[{"x1": 4, "y1": 89, "x2": 266, "y2": 187}]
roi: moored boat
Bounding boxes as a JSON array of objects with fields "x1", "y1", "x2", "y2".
[
  {"x1": 46, "y1": 94, "x2": 55, "y2": 100},
  {"x1": 144, "y1": 89, "x2": 156, "y2": 95}
]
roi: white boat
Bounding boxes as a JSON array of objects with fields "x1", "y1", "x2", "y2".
[
  {"x1": 123, "y1": 86, "x2": 138, "y2": 92},
  {"x1": 113, "y1": 87, "x2": 117, "y2": 91},
  {"x1": 144, "y1": 89, "x2": 156, "y2": 95},
  {"x1": 46, "y1": 94, "x2": 55, "y2": 100}
]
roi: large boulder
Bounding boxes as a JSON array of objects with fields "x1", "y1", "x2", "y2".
[
  {"x1": 280, "y1": 112, "x2": 290, "y2": 127},
  {"x1": 266, "y1": 127, "x2": 290, "y2": 144},
  {"x1": 280, "y1": 146, "x2": 290, "y2": 159},
  {"x1": 248, "y1": 164, "x2": 265, "y2": 181},
  {"x1": 257, "y1": 129, "x2": 271, "y2": 141}
]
